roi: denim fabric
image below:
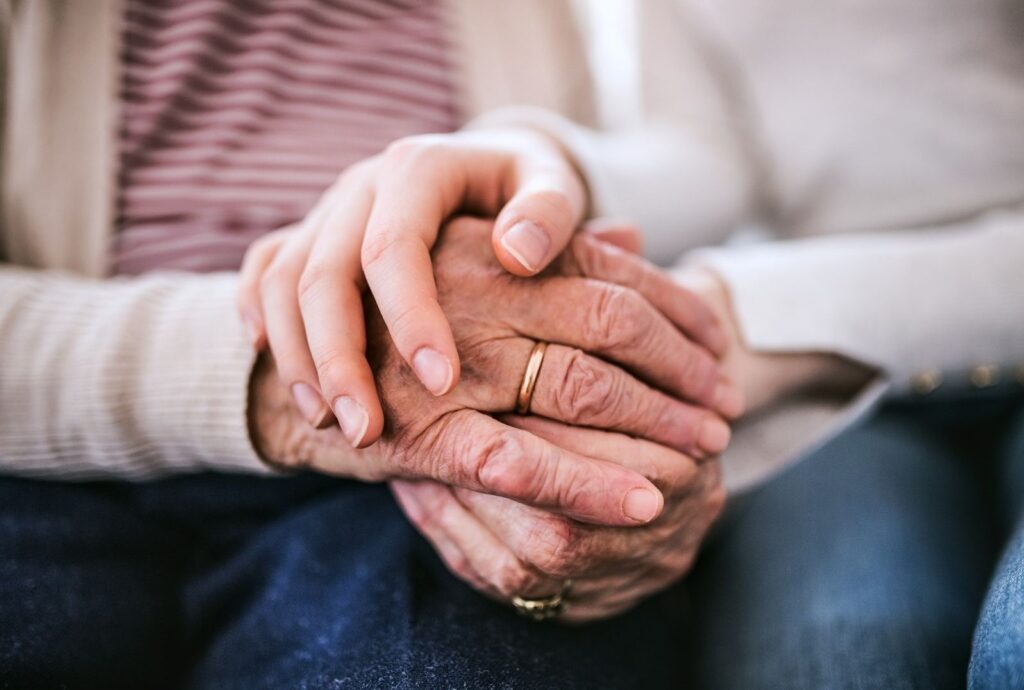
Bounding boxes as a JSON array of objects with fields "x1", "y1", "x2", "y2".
[
  {"x1": 682, "y1": 397, "x2": 1023, "y2": 690},
  {"x1": 969, "y1": 407, "x2": 1024, "y2": 690},
  {"x1": 0, "y1": 474, "x2": 685, "y2": 689},
  {"x1": 1, "y1": 397, "x2": 1022, "y2": 689}
]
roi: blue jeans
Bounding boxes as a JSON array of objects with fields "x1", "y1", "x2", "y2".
[
  {"x1": 1, "y1": 395, "x2": 1022, "y2": 689},
  {"x1": 684, "y1": 394, "x2": 1024, "y2": 690}
]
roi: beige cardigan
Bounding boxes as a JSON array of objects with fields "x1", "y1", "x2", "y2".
[
  {"x1": 0, "y1": 0, "x2": 595, "y2": 478},
  {"x1": 2, "y1": 0, "x2": 1023, "y2": 489}
]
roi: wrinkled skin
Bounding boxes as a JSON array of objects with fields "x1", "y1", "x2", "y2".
[
  {"x1": 251, "y1": 217, "x2": 730, "y2": 616},
  {"x1": 393, "y1": 415, "x2": 725, "y2": 622}
]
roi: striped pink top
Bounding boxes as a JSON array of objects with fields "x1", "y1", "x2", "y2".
[{"x1": 113, "y1": 0, "x2": 459, "y2": 275}]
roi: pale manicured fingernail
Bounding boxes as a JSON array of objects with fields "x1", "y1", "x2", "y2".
[
  {"x1": 291, "y1": 382, "x2": 331, "y2": 427},
  {"x1": 699, "y1": 417, "x2": 732, "y2": 454},
  {"x1": 500, "y1": 220, "x2": 551, "y2": 272},
  {"x1": 332, "y1": 395, "x2": 369, "y2": 448},
  {"x1": 622, "y1": 488, "x2": 662, "y2": 523},
  {"x1": 713, "y1": 381, "x2": 745, "y2": 419},
  {"x1": 412, "y1": 347, "x2": 454, "y2": 396}
]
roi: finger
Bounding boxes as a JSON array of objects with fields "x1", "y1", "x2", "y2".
[
  {"x1": 499, "y1": 415, "x2": 700, "y2": 495},
  {"x1": 564, "y1": 232, "x2": 732, "y2": 364},
  {"x1": 453, "y1": 482, "x2": 706, "y2": 583},
  {"x1": 298, "y1": 179, "x2": 384, "y2": 448},
  {"x1": 452, "y1": 421, "x2": 726, "y2": 605},
  {"x1": 259, "y1": 232, "x2": 334, "y2": 428},
  {"x1": 392, "y1": 480, "x2": 560, "y2": 600},
  {"x1": 361, "y1": 150, "x2": 461, "y2": 397},
  {"x1": 454, "y1": 451, "x2": 720, "y2": 583},
  {"x1": 491, "y1": 145, "x2": 587, "y2": 276},
  {"x1": 510, "y1": 277, "x2": 738, "y2": 416},
  {"x1": 237, "y1": 229, "x2": 290, "y2": 349},
  {"x1": 528, "y1": 344, "x2": 732, "y2": 458},
  {"x1": 581, "y1": 218, "x2": 643, "y2": 255},
  {"x1": 502, "y1": 416, "x2": 725, "y2": 550},
  {"x1": 452, "y1": 488, "x2": 612, "y2": 580},
  {"x1": 389, "y1": 480, "x2": 492, "y2": 595},
  {"x1": 407, "y1": 410, "x2": 664, "y2": 527}
]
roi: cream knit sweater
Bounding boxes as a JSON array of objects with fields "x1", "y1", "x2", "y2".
[{"x1": 2, "y1": 0, "x2": 1022, "y2": 489}]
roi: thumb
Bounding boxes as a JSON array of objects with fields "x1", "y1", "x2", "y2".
[{"x1": 491, "y1": 161, "x2": 587, "y2": 277}]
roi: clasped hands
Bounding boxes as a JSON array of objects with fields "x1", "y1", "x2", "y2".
[{"x1": 238, "y1": 130, "x2": 744, "y2": 622}]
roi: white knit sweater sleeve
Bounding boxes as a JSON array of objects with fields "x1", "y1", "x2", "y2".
[
  {"x1": 0, "y1": 266, "x2": 272, "y2": 479},
  {"x1": 693, "y1": 208, "x2": 1024, "y2": 392},
  {"x1": 689, "y1": 208, "x2": 1024, "y2": 492},
  {"x1": 469, "y1": 0, "x2": 757, "y2": 265}
]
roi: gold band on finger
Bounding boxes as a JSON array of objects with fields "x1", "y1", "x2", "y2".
[
  {"x1": 511, "y1": 579, "x2": 573, "y2": 621},
  {"x1": 515, "y1": 341, "x2": 549, "y2": 415}
]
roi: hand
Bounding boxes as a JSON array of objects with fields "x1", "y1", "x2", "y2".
[
  {"x1": 673, "y1": 266, "x2": 874, "y2": 414},
  {"x1": 391, "y1": 415, "x2": 725, "y2": 622},
  {"x1": 249, "y1": 217, "x2": 740, "y2": 526},
  {"x1": 236, "y1": 128, "x2": 587, "y2": 436},
  {"x1": 236, "y1": 128, "x2": 730, "y2": 444}
]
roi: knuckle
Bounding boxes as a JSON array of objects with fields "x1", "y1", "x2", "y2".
[
  {"x1": 311, "y1": 347, "x2": 353, "y2": 392},
  {"x1": 337, "y1": 156, "x2": 377, "y2": 185},
  {"x1": 360, "y1": 229, "x2": 399, "y2": 270},
  {"x1": 471, "y1": 431, "x2": 528, "y2": 494},
  {"x1": 491, "y1": 557, "x2": 537, "y2": 598},
  {"x1": 296, "y1": 262, "x2": 333, "y2": 305},
  {"x1": 434, "y1": 495, "x2": 465, "y2": 532},
  {"x1": 408, "y1": 506, "x2": 433, "y2": 533},
  {"x1": 258, "y1": 258, "x2": 291, "y2": 299},
  {"x1": 583, "y1": 284, "x2": 646, "y2": 349},
  {"x1": 385, "y1": 299, "x2": 429, "y2": 346},
  {"x1": 383, "y1": 135, "x2": 445, "y2": 169},
  {"x1": 524, "y1": 517, "x2": 580, "y2": 577},
  {"x1": 244, "y1": 233, "x2": 277, "y2": 264},
  {"x1": 555, "y1": 349, "x2": 620, "y2": 423},
  {"x1": 445, "y1": 552, "x2": 474, "y2": 583},
  {"x1": 361, "y1": 231, "x2": 425, "y2": 275},
  {"x1": 473, "y1": 431, "x2": 586, "y2": 512}
]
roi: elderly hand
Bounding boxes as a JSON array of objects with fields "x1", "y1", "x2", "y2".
[
  {"x1": 391, "y1": 415, "x2": 725, "y2": 622},
  {"x1": 236, "y1": 128, "x2": 729, "y2": 444},
  {"x1": 249, "y1": 217, "x2": 741, "y2": 527}
]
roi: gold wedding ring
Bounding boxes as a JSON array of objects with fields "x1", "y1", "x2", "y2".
[
  {"x1": 515, "y1": 341, "x2": 549, "y2": 415},
  {"x1": 512, "y1": 579, "x2": 573, "y2": 621}
]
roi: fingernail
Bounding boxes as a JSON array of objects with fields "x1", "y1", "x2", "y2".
[
  {"x1": 500, "y1": 220, "x2": 551, "y2": 273},
  {"x1": 699, "y1": 417, "x2": 732, "y2": 454},
  {"x1": 713, "y1": 381, "x2": 745, "y2": 419},
  {"x1": 412, "y1": 347, "x2": 454, "y2": 396},
  {"x1": 291, "y1": 382, "x2": 330, "y2": 428},
  {"x1": 333, "y1": 395, "x2": 369, "y2": 448},
  {"x1": 622, "y1": 488, "x2": 662, "y2": 523}
]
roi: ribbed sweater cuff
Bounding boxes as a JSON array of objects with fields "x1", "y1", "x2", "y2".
[{"x1": 132, "y1": 273, "x2": 272, "y2": 475}]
